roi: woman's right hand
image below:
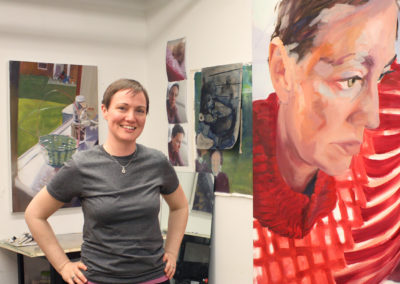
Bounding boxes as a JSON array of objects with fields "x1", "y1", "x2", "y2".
[{"x1": 60, "y1": 261, "x2": 88, "y2": 284}]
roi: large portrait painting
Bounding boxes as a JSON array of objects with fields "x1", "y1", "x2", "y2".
[
  {"x1": 253, "y1": 0, "x2": 400, "y2": 283},
  {"x1": 10, "y1": 61, "x2": 98, "y2": 212}
]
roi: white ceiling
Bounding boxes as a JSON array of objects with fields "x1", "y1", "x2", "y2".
[{"x1": 6, "y1": 0, "x2": 170, "y2": 17}]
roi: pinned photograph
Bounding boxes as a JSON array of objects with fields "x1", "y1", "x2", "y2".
[
  {"x1": 168, "y1": 123, "x2": 188, "y2": 167},
  {"x1": 166, "y1": 37, "x2": 187, "y2": 82},
  {"x1": 166, "y1": 81, "x2": 187, "y2": 124}
]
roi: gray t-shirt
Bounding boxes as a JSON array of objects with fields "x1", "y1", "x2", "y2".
[{"x1": 47, "y1": 144, "x2": 179, "y2": 284}]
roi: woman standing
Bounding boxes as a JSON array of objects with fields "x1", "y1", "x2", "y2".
[{"x1": 25, "y1": 79, "x2": 188, "y2": 284}]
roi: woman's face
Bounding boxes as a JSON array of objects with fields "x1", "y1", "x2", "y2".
[
  {"x1": 168, "y1": 86, "x2": 179, "y2": 107},
  {"x1": 281, "y1": 0, "x2": 397, "y2": 176},
  {"x1": 101, "y1": 89, "x2": 147, "y2": 145},
  {"x1": 211, "y1": 151, "x2": 221, "y2": 176},
  {"x1": 171, "y1": 132, "x2": 184, "y2": 153}
]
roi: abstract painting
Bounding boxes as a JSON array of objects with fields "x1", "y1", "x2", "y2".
[
  {"x1": 196, "y1": 63, "x2": 243, "y2": 150},
  {"x1": 191, "y1": 172, "x2": 214, "y2": 215},
  {"x1": 252, "y1": 0, "x2": 400, "y2": 283},
  {"x1": 195, "y1": 65, "x2": 253, "y2": 195},
  {"x1": 10, "y1": 61, "x2": 98, "y2": 212}
]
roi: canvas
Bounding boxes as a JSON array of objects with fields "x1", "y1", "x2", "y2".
[
  {"x1": 194, "y1": 65, "x2": 253, "y2": 195},
  {"x1": 196, "y1": 63, "x2": 243, "y2": 150},
  {"x1": 191, "y1": 172, "x2": 214, "y2": 215},
  {"x1": 252, "y1": 0, "x2": 400, "y2": 283},
  {"x1": 10, "y1": 61, "x2": 98, "y2": 212}
]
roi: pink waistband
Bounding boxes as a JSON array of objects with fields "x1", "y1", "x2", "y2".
[{"x1": 87, "y1": 275, "x2": 168, "y2": 284}]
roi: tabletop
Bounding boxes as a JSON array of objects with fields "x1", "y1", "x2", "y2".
[{"x1": 0, "y1": 233, "x2": 83, "y2": 258}]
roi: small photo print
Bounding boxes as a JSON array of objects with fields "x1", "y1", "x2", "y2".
[{"x1": 166, "y1": 37, "x2": 187, "y2": 82}]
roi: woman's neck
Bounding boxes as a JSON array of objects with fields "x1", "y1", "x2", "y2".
[
  {"x1": 276, "y1": 108, "x2": 318, "y2": 193},
  {"x1": 103, "y1": 139, "x2": 136, "y2": 157}
]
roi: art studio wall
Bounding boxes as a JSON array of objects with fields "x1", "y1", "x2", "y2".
[
  {"x1": 0, "y1": 0, "x2": 252, "y2": 283},
  {"x1": 0, "y1": 1, "x2": 150, "y2": 282},
  {"x1": 146, "y1": 1, "x2": 252, "y2": 283}
]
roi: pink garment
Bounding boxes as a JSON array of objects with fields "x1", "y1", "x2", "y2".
[
  {"x1": 166, "y1": 48, "x2": 186, "y2": 82},
  {"x1": 87, "y1": 275, "x2": 168, "y2": 284}
]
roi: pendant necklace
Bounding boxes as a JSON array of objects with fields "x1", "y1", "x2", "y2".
[{"x1": 103, "y1": 145, "x2": 137, "y2": 174}]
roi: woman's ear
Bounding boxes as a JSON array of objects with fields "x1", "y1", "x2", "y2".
[
  {"x1": 101, "y1": 104, "x2": 108, "y2": 120},
  {"x1": 268, "y1": 37, "x2": 295, "y2": 104}
]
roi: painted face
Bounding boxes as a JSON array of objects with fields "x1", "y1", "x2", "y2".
[
  {"x1": 281, "y1": 0, "x2": 397, "y2": 176},
  {"x1": 101, "y1": 89, "x2": 147, "y2": 145},
  {"x1": 171, "y1": 132, "x2": 184, "y2": 153},
  {"x1": 168, "y1": 85, "x2": 179, "y2": 107},
  {"x1": 211, "y1": 151, "x2": 221, "y2": 176}
]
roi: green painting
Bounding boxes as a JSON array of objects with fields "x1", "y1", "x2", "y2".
[{"x1": 195, "y1": 64, "x2": 253, "y2": 195}]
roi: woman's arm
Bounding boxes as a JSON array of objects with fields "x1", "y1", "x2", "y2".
[
  {"x1": 25, "y1": 187, "x2": 87, "y2": 284},
  {"x1": 162, "y1": 185, "x2": 189, "y2": 279}
]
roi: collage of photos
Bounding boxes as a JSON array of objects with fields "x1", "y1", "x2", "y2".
[{"x1": 166, "y1": 37, "x2": 188, "y2": 167}]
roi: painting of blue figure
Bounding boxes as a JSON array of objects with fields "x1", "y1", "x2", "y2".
[{"x1": 196, "y1": 63, "x2": 243, "y2": 150}]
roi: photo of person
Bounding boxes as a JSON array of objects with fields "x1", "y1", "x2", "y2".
[
  {"x1": 210, "y1": 150, "x2": 229, "y2": 193},
  {"x1": 168, "y1": 124, "x2": 188, "y2": 167},
  {"x1": 166, "y1": 81, "x2": 187, "y2": 124},
  {"x1": 166, "y1": 37, "x2": 187, "y2": 82},
  {"x1": 196, "y1": 63, "x2": 243, "y2": 150},
  {"x1": 252, "y1": 0, "x2": 400, "y2": 283}
]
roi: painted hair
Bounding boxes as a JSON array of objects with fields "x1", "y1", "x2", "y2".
[
  {"x1": 102, "y1": 79, "x2": 149, "y2": 113},
  {"x1": 272, "y1": 0, "x2": 372, "y2": 62},
  {"x1": 172, "y1": 124, "x2": 185, "y2": 138}
]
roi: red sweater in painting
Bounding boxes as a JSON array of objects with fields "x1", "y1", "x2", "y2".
[{"x1": 253, "y1": 61, "x2": 400, "y2": 284}]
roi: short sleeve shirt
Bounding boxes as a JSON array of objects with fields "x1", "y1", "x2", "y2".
[{"x1": 47, "y1": 144, "x2": 179, "y2": 283}]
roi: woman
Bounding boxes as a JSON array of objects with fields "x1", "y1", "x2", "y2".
[
  {"x1": 253, "y1": 0, "x2": 400, "y2": 283},
  {"x1": 166, "y1": 83, "x2": 181, "y2": 124},
  {"x1": 25, "y1": 79, "x2": 189, "y2": 284}
]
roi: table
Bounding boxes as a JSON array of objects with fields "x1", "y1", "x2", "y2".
[{"x1": 0, "y1": 233, "x2": 83, "y2": 284}]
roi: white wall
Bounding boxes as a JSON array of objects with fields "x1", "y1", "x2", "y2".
[
  {"x1": 145, "y1": 1, "x2": 253, "y2": 283},
  {"x1": 0, "y1": 0, "x2": 253, "y2": 283},
  {"x1": 0, "y1": 1, "x2": 148, "y2": 283}
]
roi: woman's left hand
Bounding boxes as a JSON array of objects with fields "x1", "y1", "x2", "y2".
[{"x1": 163, "y1": 252, "x2": 177, "y2": 279}]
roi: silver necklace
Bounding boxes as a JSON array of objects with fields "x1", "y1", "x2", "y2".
[{"x1": 103, "y1": 145, "x2": 137, "y2": 174}]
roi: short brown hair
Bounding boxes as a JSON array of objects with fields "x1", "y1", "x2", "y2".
[
  {"x1": 102, "y1": 79, "x2": 149, "y2": 113},
  {"x1": 172, "y1": 124, "x2": 185, "y2": 138},
  {"x1": 272, "y1": 0, "x2": 371, "y2": 62}
]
